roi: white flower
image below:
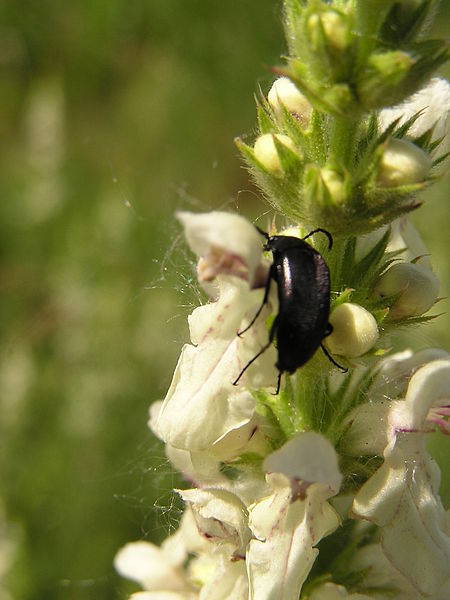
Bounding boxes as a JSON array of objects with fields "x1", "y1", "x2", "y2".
[
  {"x1": 268, "y1": 77, "x2": 313, "y2": 126},
  {"x1": 114, "y1": 509, "x2": 205, "y2": 598},
  {"x1": 373, "y1": 261, "x2": 439, "y2": 319},
  {"x1": 253, "y1": 133, "x2": 299, "y2": 174},
  {"x1": 369, "y1": 217, "x2": 440, "y2": 319},
  {"x1": 379, "y1": 77, "x2": 450, "y2": 147},
  {"x1": 178, "y1": 488, "x2": 251, "y2": 558},
  {"x1": 343, "y1": 348, "x2": 448, "y2": 457},
  {"x1": 352, "y1": 355, "x2": 450, "y2": 597},
  {"x1": 326, "y1": 303, "x2": 379, "y2": 358},
  {"x1": 246, "y1": 433, "x2": 342, "y2": 600},
  {"x1": 176, "y1": 211, "x2": 264, "y2": 289},
  {"x1": 156, "y1": 276, "x2": 277, "y2": 453},
  {"x1": 387, "y1": 216, "x2": 432, "y2": 269}
]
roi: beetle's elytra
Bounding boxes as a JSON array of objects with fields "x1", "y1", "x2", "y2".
[{"x1": 233, "y1": 228, "x2": 346, "y2": 393}]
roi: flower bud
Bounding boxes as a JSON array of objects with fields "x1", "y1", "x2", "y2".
[
  {"x1": 320, "y1": 168, "x2": 347, "y2": 205},
  {"x1": 372, "y1": 262, "x2": 439, "y2": 319},
  {"x1": 357, "y1": 50, "x2": 413, "y2": 109},
  {"x1": 326, "y1": 303, "x2": 379, "y2": 358},
  {"x1": 377, "y1": 138, "x2": 431, "y2": 187},
  {"x1": 307, "y1": 11, "x2": 350, "y2": 53},
  {"x1": 253, "y1": 133, "x2": 298, "y2": 175},
  {"x1": 268, "y1": 77, "x2": 312, "y2": 127}
]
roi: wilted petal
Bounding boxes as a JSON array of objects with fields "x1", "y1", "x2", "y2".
[
  {"x1": 178, "y1": 488, "x2": 251, "y2": 557},
  {"x1": 156, "y1": 277, "x2": 277, "y2": 452}
]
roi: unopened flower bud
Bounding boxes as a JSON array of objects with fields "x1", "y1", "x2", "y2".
[
  {"x1": 268, "y1": 77, "x2": 312, "y2": 126},
  {"x1": 373, "y1": 262, "x2": 439, "y2": 319},
  {"x1": 377, "y1": 138, "x2": 431, "y2": 187},
  {"x1": 320, "y1": 168, "x2": 347, "y2": 205},
  {"x1": 308, "y1": 11, "x2": 350, "y2": 53},
  {"x1": 326, "y1": 303, "x2": 379, "y2": 358},
  {"x1": 253, "y1": 133, "x2": 298, "y2": 175}
]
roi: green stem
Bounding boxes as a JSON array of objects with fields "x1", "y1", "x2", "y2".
[{"x1": 329, "y1": 116, "x2": 359, "y2": 169}]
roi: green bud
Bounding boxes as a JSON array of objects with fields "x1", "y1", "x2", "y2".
[
  {"x1": 357, "y1": 50, "x2": 413, "y2": 109},
  {"x1": 377, "y1": 138, "x2": 432, "y2": 187}
]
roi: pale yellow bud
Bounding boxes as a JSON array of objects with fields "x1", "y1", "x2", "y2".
[
  {"x1": 326, "y1": 303, "x2": 379, "y2": 358},
  {"x1": 308, "y1": 11, "x2": 350, "y2": 52},
  {"x1": 268, "y1": 77, "x2": 313, "y2": 126},
  {"x1": 320, "y1": 168, "x2": 347, "y2": 204},
  {"x1": 373, "y1": 262, "x2": 439, "y2": 319},
  {"x1": 253, "y1": 133, "x2": 298, "y2": 174},
  {"x1": 377, "y1": 138, "x2": 431, "y2": 187}
]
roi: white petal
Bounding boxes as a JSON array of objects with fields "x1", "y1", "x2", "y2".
[
  {"x1": 387, "y1": 217, "x2": 432, "y2": 269},
  {"x1": 156, "y1": 277, "x2": 277, "y2": 452},
  {"x1": 263, "y1": 431, "x2": 342, "y2": 492},
  {"x1": 198, "y1": 555, "x2": 248, "y2": 600},
  {"x1": 309, "y1": 582, "x2": 372, "y2": 600},
  {"x1": 390, "y1": 357, "x2": 450, "y2": 432},
  {"x1": 379, "y1": 78, "x2": 450, "y2": 142},
  {"x1": 114, "y1": 541, "x2": 189, "y2": 592},
  {"x1": 352, "y1": 357, "x2": 450, "y2": 596},
  {"x1": 247, "y1": 481, "x2": 340, "y2": 600},
  {"x1": 129, "y1": 593, "x2": 195, "y2": 600},
  {"x1": 177, "y1": 211, "x2": 263, "y2": 286}
]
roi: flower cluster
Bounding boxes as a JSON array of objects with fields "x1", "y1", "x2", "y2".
[{"x1": 116, "y1": 1, "x2": 449, "y2": 598}]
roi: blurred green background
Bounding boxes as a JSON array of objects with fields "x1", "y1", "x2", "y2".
[{"x1": 0, "y1": 2, "x2": 448, "y2": 599}]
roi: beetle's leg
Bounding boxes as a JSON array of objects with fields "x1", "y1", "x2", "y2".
[
  {"x1": 302, "y1": 228, "x2": 333, "y2": 251},
  {"x1": 233, "y1": 316, "x2": 278, "y2": 386},
  {"x1": 237, "y1": 264, "x2": 275, "y2": 337},
  {"x1": 232, "y1": 339, "x2": 273, "y2": 386},
  {"x1": 320, "y1": 343, "x2": 348, "y2": 372},
  {"x1": 273, "y1": 371, "x2": 282, "y2": 396}
]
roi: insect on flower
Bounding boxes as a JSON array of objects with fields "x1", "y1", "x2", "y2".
[{"x1": 233, "y1": 228, "x2": 346, "y2": 393}]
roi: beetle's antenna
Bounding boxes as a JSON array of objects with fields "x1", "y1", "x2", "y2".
[
  {"x1": 302, "y1": 228, "x2": 333, "y2": 250},
  {"x1": 254, "y1": 225, "x2": 269, "y2": 239},
  {"x1": 320, "y1": 343, "x2": 348, "y2": 372}
]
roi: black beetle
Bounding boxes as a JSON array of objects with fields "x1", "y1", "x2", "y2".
[{"x1": 232, "y1": 228, "x2": 345, "y2": 393}]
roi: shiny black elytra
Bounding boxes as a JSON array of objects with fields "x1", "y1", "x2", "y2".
[{"x1": 232, "y1": 228, "x2": 345, "y2": 394}]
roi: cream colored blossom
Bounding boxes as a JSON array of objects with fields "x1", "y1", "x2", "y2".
[
  {"x1": 176, "y1": 211, "x2": 264, "y2": 289},
  {"x1": 379, "y1": 78, "x2": 450, "y2": 147},
  {"x1": 156, "y1": 275, "x2": 277, "y2": 453},
  {"x1": 247, "y1": 433, "x2": 342, "y2": 600},
  {"x1": 352, "y1": 355, "x2": 450, "y2": 597}
]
